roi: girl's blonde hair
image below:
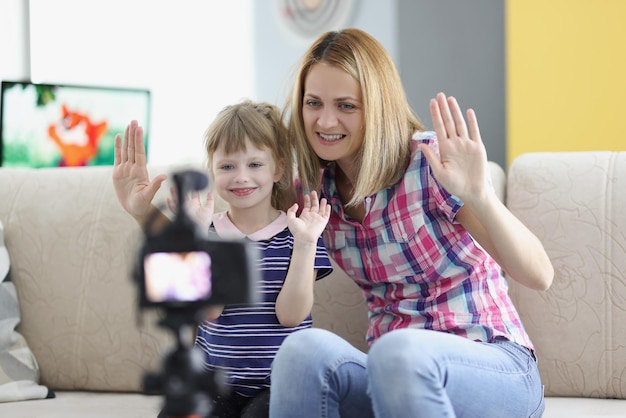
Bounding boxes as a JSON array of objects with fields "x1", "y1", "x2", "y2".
[
  {"x1": 285, "y1": 28, "x2": 424, "y2": 207},
  {"x1": 204, "y1": 99, "x2": 295, "y2": 211}
]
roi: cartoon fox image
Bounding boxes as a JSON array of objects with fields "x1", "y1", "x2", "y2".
[{"x1": 47, "y1": 104, "x2": 108, "y2": 167}]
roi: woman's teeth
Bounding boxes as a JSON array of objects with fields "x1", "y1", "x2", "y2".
[{"x1": 320, "y1": 133, "x2": 343, "y2": 141}]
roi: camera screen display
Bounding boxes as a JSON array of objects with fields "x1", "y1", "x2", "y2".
[{"x1": 143, "y1": 251, "x2": 212, "y2": 303}]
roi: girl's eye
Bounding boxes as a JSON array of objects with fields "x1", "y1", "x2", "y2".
[
  {"x1": 220, "y1": 164, "x2": 234, "y2": 171},
  {"x1": 249, "y1": 162, "x2": 262, "y2": 169}
]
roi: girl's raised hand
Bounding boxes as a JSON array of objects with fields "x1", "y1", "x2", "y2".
[
  {"x1": 112, "y1": 120, "x2": 166, "y2": 218},
  {"x1": 286, "y1": 191, "x2": 331, "y2": 243},
  {"x1": 419, "y1": 92, "x2": 490, "y2": 204}
]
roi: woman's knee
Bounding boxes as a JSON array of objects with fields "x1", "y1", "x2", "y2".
[
  {"x1": 368, "y1": 329, "x2": 442, "y2": 377},
  {"x1": 274, "y1": 328, "x2": 341, "y2": 371}
]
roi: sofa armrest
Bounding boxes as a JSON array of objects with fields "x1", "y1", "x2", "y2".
[
  {"x1": 506, "y1": 151, "x2": 626, "y2": 399},
  {"x1": 0, "y1": 166, "x2": 174, "y2": 392}
]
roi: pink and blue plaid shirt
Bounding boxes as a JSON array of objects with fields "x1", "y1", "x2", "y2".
[{"x1": 320, "y1": 131, "x2": 534, "y2": 349}]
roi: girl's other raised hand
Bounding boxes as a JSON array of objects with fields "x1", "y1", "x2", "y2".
[
  {"x1": 286, "y1": 191, "x2": 331, "y2": 244},
  {"x1": 167, "y1": 187, "x2": 215, "y2": 232}
]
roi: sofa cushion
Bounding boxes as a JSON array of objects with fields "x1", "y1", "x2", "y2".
[
  {"x1": 0, "y1": 220, "x2": 53, "y2": 402},
  {"x1": 0, "y1": 167, "x2": 172, "y2": 392},
  {"x1": 506, "y1": 151, "x2": 626, "y2": 399},
  {"x1": 0, "y1": 391, "x2": 162, "y2": 417}
]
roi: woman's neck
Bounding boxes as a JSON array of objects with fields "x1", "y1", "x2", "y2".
[
  {"x1": 336, "y1": 159, "x2": 359, "y2": 187},
  {"x1": 335, "y1": 167, "x2": 355, "y2": 200},
  {"x1": 334, "y1": 165, "x2": 366, "y2": 222}
]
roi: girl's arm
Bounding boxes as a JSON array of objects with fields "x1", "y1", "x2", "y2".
[
  {"x1": 112, "y1": 120, "x2": 168, "y2": 226},
  {"x1": 276, "y1": 192, "x2": 331, "y2": 327},
  {"x1": 420, "y1": 93, "x2": 554, "y2": 291},
  {"x1": 204, "y1": 305, "x2": 225, "y2": 320}
]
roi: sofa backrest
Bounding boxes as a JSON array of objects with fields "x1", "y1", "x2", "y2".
[
  {"x1": 0, "y1": 160, "x2": 507, "y2": 391},
  {"x1": 506, "y1": 151, "x2": 626, "y2": 399}
]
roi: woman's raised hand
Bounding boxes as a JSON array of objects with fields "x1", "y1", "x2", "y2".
[
  {"x1": 419, "y1": 92, "x2": 490, "y2": 204},
  {"x1": 112, "y1": 120, "x2": 167, "y2": 219}
]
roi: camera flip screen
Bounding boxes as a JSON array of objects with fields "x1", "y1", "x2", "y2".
[{"x1": 144, "y1": 251, "x2": 212, "y2": 304}]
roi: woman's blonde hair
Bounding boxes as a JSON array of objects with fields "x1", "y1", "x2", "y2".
[
  {"x1": 285, "y1": 28, "x2": 424, "y2": 207},
  {"x1": 204, "y1": 99, "x2": 295, "y2": 211}
]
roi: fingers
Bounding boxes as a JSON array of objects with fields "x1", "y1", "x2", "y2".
[
  {"x1": 320, "y1": 197, "x2": 331, "y2": 218},
  {"x1": 430, "y1": 93, "x2": 469, "y2": 139},
  {"x1": 148, "y1": 175, "x2": 167, "y2": 198},
  {"x1": 121, "y1": 120, "x2": 147, "y2": 165},
  {"x1": 204, "y1": 191, "x2": 215, "y2": 211},
  {"x1": 119, "y1": 120, "x2": 141, "y2": 165},
  {"x1": 467, "y1": 108, "x2": 481, "y2": 144},
  {"x1": 302, "y1": 191, "x2": 321, "y2": 212},
  {"x1": 166, "y1": 197, "x2": 176, "y2": 213},
  {"x1": 447, "y1": 95, "x2": 469, "y2": 139},
  {"x1": 287, "y1": 203, "x2": 298, "y2": 219},
  {"x1": 429, "y1": 97, "x2": 445, "y2": 139},
  {"x1": 302, "y1": 193, "x2": 311, "y2": 210},
  {"x1": 120, "y1": 124, "x2": 130, "y2": 164},
  {"x1": 127, "y1": 121, "x2": 136, "y2": 163},
  {"x1": 309, "y1": 190, "x2": 320, "y2": 211},
  {"x1": 113, "y1": 134, "x2": 122, "y2": 167},
  {"x1": 167, "y1": 186, "x2": 178, "y2": 211},
  {"x1": 300, "y1": 191, "x2": 330, "y2": 219},
  {"x1": 418, "y1": 142, "x2": 441, "y2": 173},
  {"x1": 133, "y1": 125, "x2": 147, "y2": 166}
]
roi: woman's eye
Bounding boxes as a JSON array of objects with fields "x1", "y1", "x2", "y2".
[
  {"x1": 305, "y1": 99, "x2": 321, "y2": 107},
  {"x1": 340, "y1": 103, "x2": 355, "y2": 110}
]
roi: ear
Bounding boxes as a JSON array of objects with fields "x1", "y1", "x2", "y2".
[{"x1": 273, "y1": 159, "x2": 286, "y2": 183}]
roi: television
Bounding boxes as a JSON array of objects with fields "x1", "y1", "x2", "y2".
[{"x1": 0, "y1": 80, "x2": 151, "y2": 168}]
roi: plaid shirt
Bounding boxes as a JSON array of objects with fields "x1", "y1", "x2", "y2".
[{"x1": 320, "y1": 131, "x2": 534, "y2": 349}]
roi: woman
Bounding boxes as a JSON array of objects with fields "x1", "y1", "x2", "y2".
[{"x1": 269, "y1": 28, "x2": 553, "y2": 418}]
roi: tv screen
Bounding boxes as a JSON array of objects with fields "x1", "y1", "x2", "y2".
[{"x1": 0, "y1": 80, "x2": 151, "y2": 168}]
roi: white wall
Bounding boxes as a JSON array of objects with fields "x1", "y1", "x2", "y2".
[
  {"x1": 1, "y1": 0, "x2": 253, "y2": 165},
  {"x1": 253, "y1": 0, "x2": 398, "y2": 107},
  {"x1": 1, "y1": 1, "x2": 506, "y2": 167}
]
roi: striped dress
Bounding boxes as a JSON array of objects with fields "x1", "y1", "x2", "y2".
[{"x1": 195, "y1": 211, "x2": 332, "y2": 397}]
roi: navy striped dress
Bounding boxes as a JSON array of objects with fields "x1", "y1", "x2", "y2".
[{"x1": 195, "y1": 211, "x2": 332, "y2": 397}]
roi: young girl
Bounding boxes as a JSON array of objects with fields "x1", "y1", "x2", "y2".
[
  {"x1": 269, "y1": 28, "x2": 554, "y2": 418},
  {"x1": 112, "y1": 100, "x2": 333, "y2": 418}
]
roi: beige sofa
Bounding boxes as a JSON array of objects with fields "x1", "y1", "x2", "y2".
[{"x1": 0, "y1": 152, "x2": 625, "y2": 417}]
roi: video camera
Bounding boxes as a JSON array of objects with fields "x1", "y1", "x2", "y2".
[{"x1": 134, "y1": 169, "x2": 259, "y2": 417}]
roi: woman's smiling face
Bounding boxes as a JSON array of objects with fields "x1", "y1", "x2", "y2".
[{"x1": 301, "y1": 62, "x2": 364, "y2": 164}]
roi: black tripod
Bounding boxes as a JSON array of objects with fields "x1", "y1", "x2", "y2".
[{"x1": 144, "y1": 309, "x2": 227, "y2": 418}]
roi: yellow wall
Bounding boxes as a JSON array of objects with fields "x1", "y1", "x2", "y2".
[{"x1": 506, "y1": 0, "x2": 626, "y2": 166}]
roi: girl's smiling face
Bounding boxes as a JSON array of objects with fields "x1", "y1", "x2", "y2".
[
  {"x1": 302, "y1": 62, "x2": 365, "y2": 165},
  {"x1": 211, "y1": 136, "x2": 282, "y2": 212}
]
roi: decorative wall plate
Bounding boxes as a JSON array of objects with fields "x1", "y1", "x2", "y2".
[{"x1": 275, "y1": 0, "x2": 356, "y2": 40}]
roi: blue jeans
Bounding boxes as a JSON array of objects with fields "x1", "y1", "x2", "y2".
[{"x1": 269, "y1": 328, "x2": 545, "y2": 418}]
